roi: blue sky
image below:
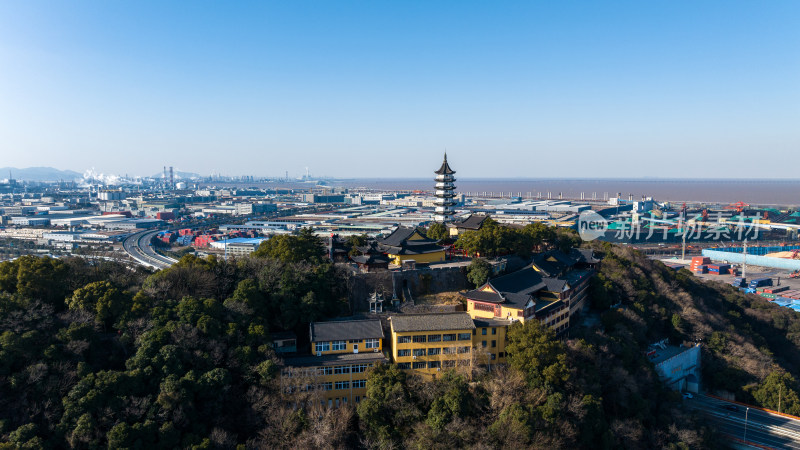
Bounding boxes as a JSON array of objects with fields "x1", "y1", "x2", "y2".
[{"x1": 1, "y1": 1, "x2": 798, "y2": 179}]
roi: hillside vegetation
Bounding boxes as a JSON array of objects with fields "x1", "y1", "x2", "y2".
[{"x1": 8, "y1": 236, "x2": 792, "y2": 447}]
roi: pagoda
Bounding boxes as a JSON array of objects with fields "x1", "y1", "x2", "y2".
[{"x1": 434, "y1": 153, "x2": 457, "y2": 222}]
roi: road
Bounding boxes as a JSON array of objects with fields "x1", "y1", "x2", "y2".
[
  {"x1": 122, "y1": 229, "x2": 178, "y2": 270},
  {"x1": 687, "y1": 394, "x2": 800, "y2": 448}
]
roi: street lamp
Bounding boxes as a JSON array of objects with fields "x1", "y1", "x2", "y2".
[{"x1": 743, "y1": 407, "x2": 750, "y2": 442}]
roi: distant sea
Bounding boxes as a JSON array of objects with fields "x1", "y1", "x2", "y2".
[{"x1": 332, "y1": 178, "x2": 800, "y2": 207}]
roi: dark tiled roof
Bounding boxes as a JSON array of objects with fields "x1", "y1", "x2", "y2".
[
  {"x1": 310, "y1": 319, "x2": 383, "y2": 342},
  {"x1": 379, "y1": 227, "x2": 434, "y2": 247},
  {"x1": 463, "y1": 289, "x2": 504, "y2": 303},
  {"x1": 283, "y1": 352, "x2": 387, "y2": 368},
  {"x1": 391, "y1": 313, "x2": 476, "y2": 333},
  {"x1": 543, "y1": 278, "x2": 568, "y2": 292},
  {"x1": 351, "y1": 254, "x2": 391, "y2": 264},
  {"x1": 570, "y1": 248, "x2": 601, "y2": 264},
  {"x1": 455, "y1": 214, "x2": 488, "y2": 230},
  {"x1": 434, "y1": 154, "x2": 456, "y2": 175},
  {"x1": 472, "y1": 317, "x2": 512, "y2": 328},
  {"x1": 389, "y1": 243, "x2": 446, "y2": 255},
  {"x1": 489, "y1": 267, "x2": 546, "y2": 295}
]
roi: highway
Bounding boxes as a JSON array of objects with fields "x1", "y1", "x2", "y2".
[
  {"x1": 687, "y1": 394, "x2": 800, "y2": 448},
  {"x1": 122, "y1": 229, "x2": 178, "y2": 270}
]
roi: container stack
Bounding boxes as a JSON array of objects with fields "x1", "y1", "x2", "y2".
[
  {"x1": 707, "y1": 264, "x2": 730, "y2": 275},
  {"x1": 691, "y1": 257, "x2": 711, "y2": 273}
]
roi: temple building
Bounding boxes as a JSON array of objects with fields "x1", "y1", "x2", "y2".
[
  {"x1": 461, "y1": 249, "x2": 598, "y2": 334},
  {"x1": 376, "y1": 226, "x2": 447, "y2": 266},
  {"x1": 434, "y1": 153, "x2": 457, "y2": 222}
]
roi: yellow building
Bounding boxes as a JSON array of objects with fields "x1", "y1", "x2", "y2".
[
  {"x1": 472, "y1": 317, "x2": 509, "y2": 366},
  {"x1": 463, "y1": 250, "x2": 596, "y2": 335},
  {"x1": 377, "y1": 227, "x2": 446, "y2": 265},
  {"x1": 390, "y1": 313, "x2": 475, "y2": 379},
  {"x1": 281, "y1": 319, "x2": 387, "y2": 407}
]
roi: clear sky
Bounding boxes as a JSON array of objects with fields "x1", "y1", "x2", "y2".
[{"x1": 1, "y1": 1, "x2": 798, "y2": 179}]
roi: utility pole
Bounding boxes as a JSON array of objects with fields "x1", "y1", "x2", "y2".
[
  {"x1": 744, "y1": 407, "x2": 750, "y2": 442},
  {"x1": 742, "y1": 239, "x2": 747, "y2": 280}
]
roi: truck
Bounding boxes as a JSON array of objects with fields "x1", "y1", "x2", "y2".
[
  {"x1": 731, "y1": 277, "x2": 747, "y2": 288},
  {"x1": 748, "y1": 277, "x2": 773, "y2": 290}
]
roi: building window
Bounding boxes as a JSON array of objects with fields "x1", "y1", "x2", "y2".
[
  {"x1": 331, "y1": 340, "x2": 346, "y2": 351},
  {"x1": 499, "y1": 352, "x2": 505, "y2": 358},
  {"x1": 355, "y1": 396, "x2": 361, "y2": 403},
  {"x1": 397, "y1": 349, "x2": 411, "y2": 357},
  {"x1": 458, "y1": 346, "x2": 471, "y2": 354},
  {"x1": 491, "y1": 353, "x2": 496, "y2": 360},
  {"x1": 443, "y1": 360, "x2": 456, "y2": 368},
  {"x1": 317, "y1": 367, "x2": 333, "y2": 376},
  {"x1": 428, "y1": 348, "x2": 441, "y2": 356},
  {"x1": 492, "y1": 340, "x2": 497, "y2": 348},
  {"x1": 428, "y1": 334, "x2": 441, "y2": 342},
  {"x1": 348, "y1": 339, "x2": 360, "y2": 343},
  {"x1": 482, "y1": 340, "x2": 487, "y2": 347},
  {"x1": 428, "y1": 361, "x2": 441, "y2": 369},
  {"x1": 334, "y1": 381, "x2": 350, "y2": 390},
  {"x1": 458, "y1": 333, "x2": 471, "y2": 341},
  {"x1": 412, "y1": 335, "x2": 427, "y2": 343},
  {"x1": 443, "y1": 333, "x2": 456, "y2": 341},
  {"x1": 351, "y1": 364, "x2": 368, "y2": 373},
  {"x1": 412, "y1": 362, "x2": 427, "y2": 369},
  {"x1": 474, "y1": 302, "x2": 495, "y2": 312},
  {"x1": 320, "y1": 382, "x2": 332, "y2": 391},
  {"x1": 397, "y1": 363, "x2": 411, "y2": 370},
  {"x1": 352, "y1": 380, "x2": 366, "y2": 388},
  {"x1": 457, "y1": 359, "x2": 471, "y2": 367},
  {"x1": 315, "y1": 342, "x2": 330, "y2": 353},
  {"x1": 398, "y1": 336, "x2": 411, "y2": 344},
  {"x1": 334, "y1": 366, "x2": 350, "y2": 375},
  {"x1": 443, "y1": 346, "x2": 456, "y2": 355},
  {"x1": 412, "y1": 348, "x2": 426, "y2": 357},
  {"x1": 492, "y1": 328, "x2": 497, "y2": 335},
  {"x1": 481, "y1": 328, "x2": 487, "y2": 335},
  {"x1": 364, "y1": 338, "x2": 380, "y2": 349}
]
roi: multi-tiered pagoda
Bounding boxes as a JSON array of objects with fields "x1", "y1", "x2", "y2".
[{"x1": 434, "y1": 153, "x2": 456, "y2": 222}]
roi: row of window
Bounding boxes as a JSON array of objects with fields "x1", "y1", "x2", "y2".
[
  {"x1": 478, "y1": 328, "x2": 498, "y2": 335},
  {"x1": 397, "y1": 359, "x2": 471, "y2": 370},
  {"x1": 282, "y1": 363, "x2": 374, "y2": 378},
  {"x1": 479, "y1": 340, "x2": 498, "y2": 348},
  {"x1": 397, "y1": 346, "x2": 471, "y2": 357},
  {"x1": 397, "y1": 333, "x2": 472, "y2": 344},
  {"x1": 315, "y1": 379, "x2": 368, "y2": 391},
  {"x1": 314, "y1": 338, "x2": 380, "y2": 353}
]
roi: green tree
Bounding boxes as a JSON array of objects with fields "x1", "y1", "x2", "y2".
[
  {"x1": 357, "y1": 363, "x2": 421, "y2": 446},
  {"x1": 506, "y1": 320, "x2": 569, "y2": 389},
  {"x1": 426, "y1": 222, "x2": 448, "y2": 241},
  {"x1": 466, "y1": 258, "x2": 492, "y2": 288},
  {"x1": 426, "y1": 371, "x2": 471, "y2": 431},
  {"x1": 252, "y1": 228, "x2": 325, "y2": 263},
  {"x1": 67, "y1": 281, "x2": 129, "y2": 328},
  {"x1": 748, "y1": 371, "x2": 800, "y2": 415}
]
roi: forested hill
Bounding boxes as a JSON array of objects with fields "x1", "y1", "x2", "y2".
[
  {"x1": 3, "y1": 237, "x2": 795, "y2": 447},
  {"x1": 591, "y1": 242, "x2": 800, "y2": 414}
]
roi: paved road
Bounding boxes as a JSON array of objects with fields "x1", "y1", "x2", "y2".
[
  {"x1": 122, "y1": 229, "x2": 177, "y2": 270},
  {"x1": 687, "y1": 394, "x2": 800, "y2": 448}
]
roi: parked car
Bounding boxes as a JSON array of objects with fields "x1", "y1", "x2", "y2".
[{"x1": 722, "y1": 404, "x2": 739, "y2": 412}]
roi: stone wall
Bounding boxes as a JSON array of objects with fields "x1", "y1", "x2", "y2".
[{"x1": 348, "y1": 265, "x2": 471, "y2": 312}]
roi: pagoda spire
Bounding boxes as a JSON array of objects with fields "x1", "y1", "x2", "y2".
[{"x1": 434, "y1": 153, "x2": 457, "y2": 222}]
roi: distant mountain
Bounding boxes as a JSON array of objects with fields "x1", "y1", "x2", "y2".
[
  {"x1": 0, "y1": 167, "x2": 82, "y2": 181},
  {"x1": 149, "y1": 170, "x2": 202, "y2": 180}
]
